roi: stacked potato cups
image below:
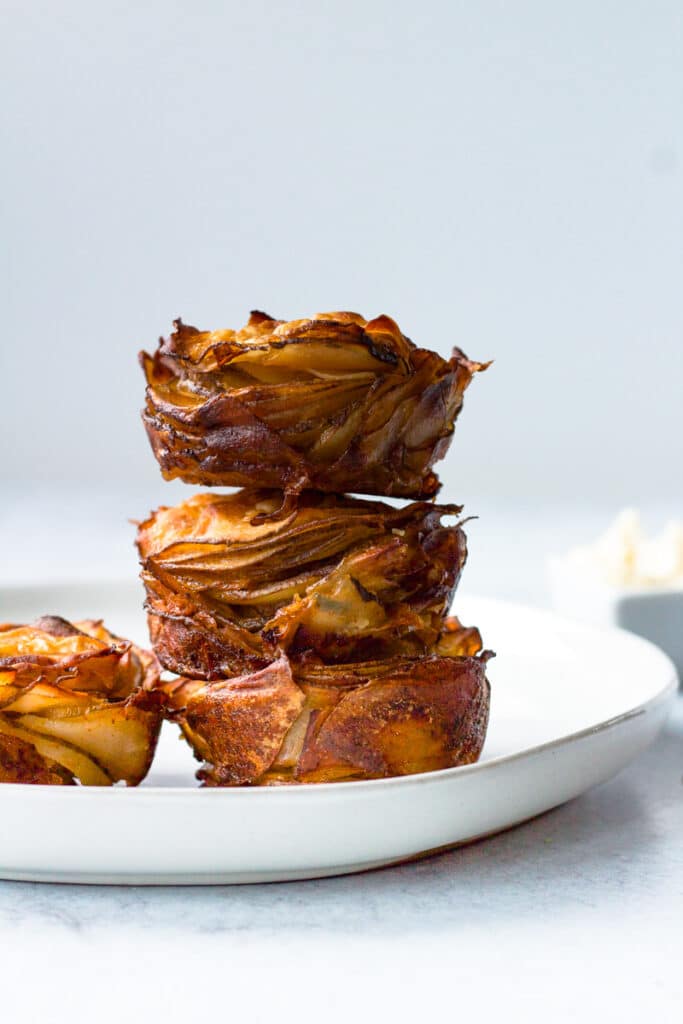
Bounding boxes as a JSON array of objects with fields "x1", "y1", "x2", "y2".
[{"x1": 137, "y1": 311, "x2": 492, "y2": 786}]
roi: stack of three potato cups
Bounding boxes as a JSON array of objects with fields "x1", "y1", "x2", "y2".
[{"x1": 137, "y1": 311, "x2": 492, "y2": 786}]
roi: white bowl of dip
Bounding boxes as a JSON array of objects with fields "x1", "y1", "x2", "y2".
[{"x1": 548, "y1": 510, "x2": 683, "y2": 681}]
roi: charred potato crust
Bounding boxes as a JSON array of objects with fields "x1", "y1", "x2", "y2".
[{"x1": 163, "y1": 621, "x2": 492, "y2": 785}]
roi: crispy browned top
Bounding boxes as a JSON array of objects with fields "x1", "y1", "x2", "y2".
[
  {"x1": 158, "y1": 311, "x2": 417, "y2": 374},
  {"x1": 0, "y1": 616, "x2": 159, "y2": 699},
  {"x1": 136, "y1": 488, "x2": 462, "y2": 555}
]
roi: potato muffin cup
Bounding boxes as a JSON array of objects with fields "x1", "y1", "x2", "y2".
[{"x1": 0, "y1": 616, "x2": 163, "y2": 786}]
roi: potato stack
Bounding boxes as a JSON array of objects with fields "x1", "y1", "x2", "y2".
[{"x1": 137, "y1": 311, "x2": 491, "y2": 785}]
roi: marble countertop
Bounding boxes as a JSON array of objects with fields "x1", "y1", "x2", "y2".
[{"x1": 2, "y1": 491, "x2": 681, "y2": 1023}]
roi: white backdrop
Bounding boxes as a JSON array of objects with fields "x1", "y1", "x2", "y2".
[{"x1": 1, "y1": 0, "x2": 681, "y2": 503}]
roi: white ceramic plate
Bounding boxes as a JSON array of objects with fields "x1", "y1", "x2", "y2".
[{"x1": 0, "y1": 582, "x2": 676, "y2": 885}]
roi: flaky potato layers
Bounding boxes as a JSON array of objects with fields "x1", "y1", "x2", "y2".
[
  {"x1": 140, "y1": 311, "x2": 486, "y2": 500},
  {"x1": 0, "y1": 617, "x2": 163, "y2": 785},
  {"x1": 136, "y1": 490, "x2": 468, "y2": 679}
]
